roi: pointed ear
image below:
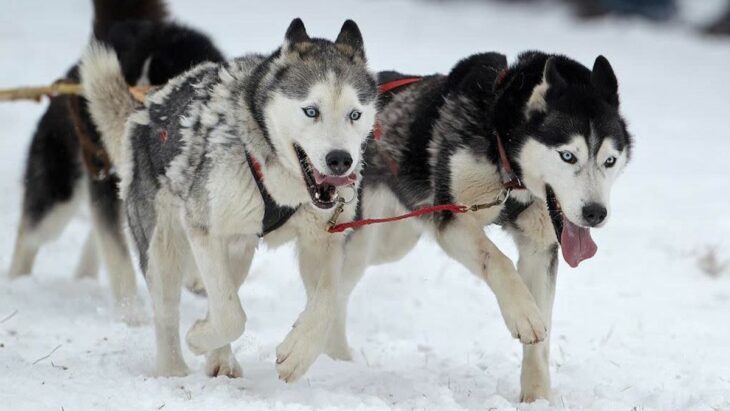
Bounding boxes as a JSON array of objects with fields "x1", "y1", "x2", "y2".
[
  {"x1": 525, "y1": 56, "x2": 565, "y2": 116},
  {"x1": 283, "y1": 18, "x2": 311, "y2": 54},
  {"x1": 285, "y1": 18, "x2": 310, "y2": 44},
  {"x1": 592, "y1": 55, "x2": 619, "y2": 107},
  {"x1": 544, "y1": 56, "x2": 567, "y2": 94},
  {"x1": 335, "y1": 20, "x2": 366, "y2": 63}
]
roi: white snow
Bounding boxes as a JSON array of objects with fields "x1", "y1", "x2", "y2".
[{"x1": 1, "y1": 0, "x2": 729, "y2": 410}]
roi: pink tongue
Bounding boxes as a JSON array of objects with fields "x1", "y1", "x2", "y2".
[
  {"x1": 313, "y1": 169, "x2": 357, "y2": 186},
  {"x1": 560, "y1": 217, "x2": 598, "y2": 268}
]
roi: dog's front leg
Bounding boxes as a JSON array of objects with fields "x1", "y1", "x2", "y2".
[
  {"x1": 509, "y1": 203, "x2": 560, "y2": 402},
  {"x1": 201, "y1": 239, "x2": 257, "y2": 378},
  {"x1": 276, "y1": 233, "x2": 342, "y2": 382},
  {"x1": 184, "y1": 227, "x2": 247, "y2": 356},
  {"x1": 515, "y1": 235, "x2": 557, "y2": 402},
  {"x1": 435, "y1": 214, "x2": 547, "y2": 344}
]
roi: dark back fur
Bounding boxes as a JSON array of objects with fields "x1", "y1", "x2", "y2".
[{"x1": 22, "y1": 0, "x2": 223, "y2": 226}]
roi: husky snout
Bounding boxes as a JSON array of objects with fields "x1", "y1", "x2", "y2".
[
  {"x1": 325, "y1": 150, "x2": 353, "y2": 176},
  {"x1": 582, "y1": 202, "x2": 607, "y2": 227}
]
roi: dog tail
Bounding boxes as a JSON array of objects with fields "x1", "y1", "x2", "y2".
[
  {"x1": 80, "y1": 43, "x2": 135, "y2": 166},
  {"x1": 92, "y1": 0, "x2": 168, "y2": 40}
]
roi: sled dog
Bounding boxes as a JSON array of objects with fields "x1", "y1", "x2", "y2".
[
  {"x1": 7, "y1": 0, "x2": 224, "y2": 324},
  {"x1": 333, "y1": 52, "x2": 632, "y2": 401},
  {"x1": 81, "y1": 18, "x2": 377, "y2": 380}
]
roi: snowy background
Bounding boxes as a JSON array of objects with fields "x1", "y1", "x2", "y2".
[{"x1": 1, "y1": 0, "x2": 730, "y2": 410}]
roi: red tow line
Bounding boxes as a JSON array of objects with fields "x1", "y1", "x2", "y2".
[{"x1": 327, "y1": 204, "x2": 468, "y2": 233}]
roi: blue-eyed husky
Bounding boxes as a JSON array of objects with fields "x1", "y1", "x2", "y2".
[
  {"x1": 332, "y1": 52, "x2": 632, "y2": 402},
  {"x1": 81, "y1": 19, "x2": 377, "y2": 380}
]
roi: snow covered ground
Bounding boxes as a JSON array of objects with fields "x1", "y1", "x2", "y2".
[{"x1": 1, "y1": 0, "x2": 730, "y2": 409}]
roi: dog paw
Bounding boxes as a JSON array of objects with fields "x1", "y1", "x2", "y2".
[
  {"x1": 501, "y1": 300, "x2": 547, "y2": 345},
  {"x1": 205, "y1": 346, "x2": 242, "y2": 378},
  {"x1": 520, "y1": 387, "x2": 551, "y2": 403},
  {"x1": 276, "y1": 319, "x2": 327, "y2": 382},
  {"x1": 183, "y1": 274, "x2": 207, "y2": 297}
]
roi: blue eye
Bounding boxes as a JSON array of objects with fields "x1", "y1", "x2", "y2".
[
  {"x1": 349, "y1": 110, "x2": 362, "y2": 121},
  {"x1": 604, "y1": 156, "x2": 616, "y2": 168},
  {"x1": 559, "y1": 151, "x2": 577, "y2": 164},
  {"x1": 302, "y1": 107, "x2": 319, "y2": 119}
]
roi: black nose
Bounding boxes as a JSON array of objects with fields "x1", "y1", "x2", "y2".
[
  {"x1": 582, "y1": 203, "x2": 607, "y2": 227},
  {"x1": 325, "y1": 150, "x2": 353, "y2": 175}
]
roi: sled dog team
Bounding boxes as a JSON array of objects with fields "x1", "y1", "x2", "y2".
[{"x1": 8, "y1": 0, "x2": 632, "y2": 403}]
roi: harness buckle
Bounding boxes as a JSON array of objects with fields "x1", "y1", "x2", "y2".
[{"x1": 326, "y1": 198, "x2": 346, "y2": 232}]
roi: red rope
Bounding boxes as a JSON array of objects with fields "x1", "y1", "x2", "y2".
[{"x1": 327, "y1": 203, "x2": 467, "y2": 233}]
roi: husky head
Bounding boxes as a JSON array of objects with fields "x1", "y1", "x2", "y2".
[
  {"x1": 253, "y1": 18, "x2": 377, "y2": 209},
  {"x1": 503, "y1": 54, "x2": 632, "y2": 267}
]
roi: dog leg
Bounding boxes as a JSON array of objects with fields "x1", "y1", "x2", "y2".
[
  {"x1": 228, "y1": 237, "x2": 256, "y2": 288},
  {"x1": 516, "y1": 238, "x2": 557, "y2": 402},
  {"x1": 90, "y1": 204, "x2": 144, "y2": 325},
  {"x1": 510, "y1": 203, "x2": 559, "y2": 402},
  {"x1": 202, "y1": 238, "x2": 255, "y2": 378},
  {"x1": 435, "y1": 214, "x2": 546, "y2": 344},
  {"x1": 276, "y1": 234, "x2": 342, "y2": 382},
  {"x1": 324, "y1": 254, "x2": 367, "y2": 361},
  {"x1": 8, "y1": 191, "x2": 81, "y2": 278},
  {"x1": 8, "y1": 218, "x2": 41, "y2": 278},
  {"x1": 73, "y1": 230, "x2": 99, "y2": 280},
  {"x1": 146, "y1": 222, "x2": 189, "y2": 377},
  {"x1": 184, "y1": 228, "x2": 246, "y2": 356}
]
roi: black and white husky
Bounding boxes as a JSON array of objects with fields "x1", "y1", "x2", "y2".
[
  {"x1": 332, "y1": 52, "x2": 632, "y2": 401},
  {"x1": 7, "y1": 0, "x2": 224, "y2": 324},
  {"x1": 81, "y1": 19, "x2": 377, "y2": 379}
]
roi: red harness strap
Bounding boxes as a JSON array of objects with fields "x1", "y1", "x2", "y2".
[
  {"x1": 496, "y1": 133, "x2": 525, "y2": 190},
  {"x1": 373, "y1": 77, "x2": 422, "y2": 141},
  {"x1": 248, "y1": 154, "x2": 264, "y2": 181},
  {"x1": 378, "y1": 77, "x2": 422, "y2": 94}
]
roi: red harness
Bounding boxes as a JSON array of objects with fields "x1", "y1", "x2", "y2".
[{"x1": 326, "y1": 76, "x2": 525, "y2": 234}]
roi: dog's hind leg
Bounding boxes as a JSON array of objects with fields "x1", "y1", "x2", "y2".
[
  {"x1": 8, "y1": 100, "x2": 84, "y2": 278},
  {"x1": 89, "y1": 178, "x2": 143, "y2": 325},
  {"x1": 330, "y1": 211, "x2": 422, "y2": 361},
  {"x1": 144, "y1": 210, "x2": 189, "y2": 377},
  {"x1": 73, "y1": 229, "x2": 99, "y2": 280},
  {"x1": 8, "y1": 180, "x2": 83, "y2": 278},
  {"x1": 509, "y1": 204, "x2": 559, "y2": 403},
  {"x1": 8, "y1": 218, "x2": 43, "y2": 278},
  {"x1": 435, "y1": 214, "x2": 547, "y2": 345},
  {"x1": 184, "y1": 227, "x2": 246, "y2": 356}
]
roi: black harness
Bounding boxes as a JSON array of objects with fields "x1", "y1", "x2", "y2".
[{"x1": 246, "y1": 154, "x2": 298, "y2": 237}]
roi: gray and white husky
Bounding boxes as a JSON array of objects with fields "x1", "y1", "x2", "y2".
[
  {"x1": 80, "y1": 18, "x2": 377, "y2": 380},
  {"x1": 332, "y1": 52, "x2": 632, "y2": 401}
]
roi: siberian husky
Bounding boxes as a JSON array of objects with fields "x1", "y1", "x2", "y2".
[
  {"x1": 7, "y1": 0, "x2": 224, "y2": 325},
  {"x1": 332, "y1": 52, "x2": 632, "y2": 401},
  {"x1": 80, "y1": 18, "x2": 377, "y2": 380}
]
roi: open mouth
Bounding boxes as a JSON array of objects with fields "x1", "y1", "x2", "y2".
[
  {"x1": 294, "y1": 144, "x2": 357, "y2": 209},
  {"x1": 545, "y1": 185, "x2": 598, "y2": 268}
]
